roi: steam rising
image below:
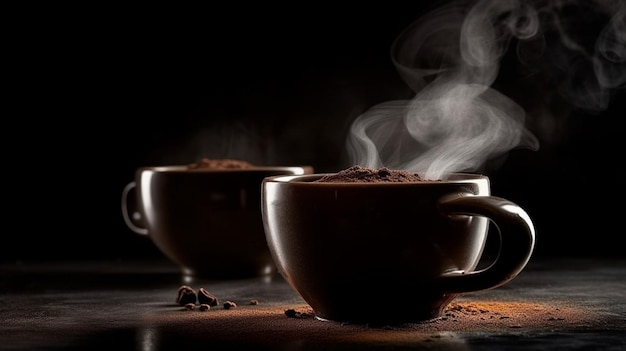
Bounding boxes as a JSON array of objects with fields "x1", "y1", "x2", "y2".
[{"x1": 348, "y1": 0, "x2": 625, "y2": 180}]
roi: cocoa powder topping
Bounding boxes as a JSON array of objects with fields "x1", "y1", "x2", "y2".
[
  {"x1": 187, "y1": 158, "x2": 254, "y2": 169},
  {"x1": 315, "y1": 165, "x2": 427, "y2": 183}
]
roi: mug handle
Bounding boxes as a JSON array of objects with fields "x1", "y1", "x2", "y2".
[
  {"x1": 121, "y1": 181, "x2": 149, "y2": 235},
  {"x1": 437, "y1": 195, "x2": 535, "y2": 293}
]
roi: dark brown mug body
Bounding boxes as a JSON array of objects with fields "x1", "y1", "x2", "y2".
[
  {"x1": 262, "y1": 173, "x2": 535, "y2": 324},
  {"x1": 124, "y1": 166, "x2": 312, "y2": 280}
]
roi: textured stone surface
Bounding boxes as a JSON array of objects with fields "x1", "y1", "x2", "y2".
[{"x1": 0, "y1": 258, "x2": 624, "y2": 350}]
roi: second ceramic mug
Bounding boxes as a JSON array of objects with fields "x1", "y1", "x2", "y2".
[
  {"x1": 262, "y1": 172, "x2": 535, "y2": 324},
  {"x1": 122, "y1": 165, "x2": 313, "y2": 281}
]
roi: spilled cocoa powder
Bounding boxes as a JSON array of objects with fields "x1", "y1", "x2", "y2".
[
  {"x1": 187, "y1": 158, "x2": 254, "y2": 170},
  {"x1": 315, "y1": 165, "x2": 434, "y2": 183},
  {"x1": 281, "y1": 300, "x2": 591, "y2": 329},
  {"x1": 150, "y1": 299, "x2": 598, "y2": 343}
]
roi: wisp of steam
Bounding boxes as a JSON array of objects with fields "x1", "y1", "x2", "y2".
[{"x1": 347, "y1": 0, "x2": 625, "y2": 180}]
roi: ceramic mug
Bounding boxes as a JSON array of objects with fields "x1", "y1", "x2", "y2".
[
  {"x1": 262, "y1": 172, "x2": 535, "y2": 324},
  {"x1": 122, "y1": 164, "x2": 313, "y2": 281}
]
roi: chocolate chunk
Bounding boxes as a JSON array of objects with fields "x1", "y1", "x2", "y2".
[
  {"x1": 176, "y1": 285, "x2": 197, "y2": 306},
  {"x1": 198, "y1": 288, "x2": 219, "y2": 306}
]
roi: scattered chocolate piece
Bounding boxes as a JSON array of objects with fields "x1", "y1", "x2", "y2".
[
  {"x1": 198, "y1": 288, "x2": 219, "y2": 306},
  {"x1": 284, "y1": 309, "x2": 297, "y2": 318},
  {"x1": 176, "y1": 285, "x2": 197, "y2": 306},
  {"x1": 284, "y1": 308, "x2": 315, "y2": 319},
  {"x1": 173, "y1": 285, "x2": 260, "y2": 312}
]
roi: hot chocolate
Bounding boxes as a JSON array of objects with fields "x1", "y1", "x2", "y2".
[
  {"x1": 122, "y1": 162, "x2": 313, "y2": 280},
  {"x1": 262, "y1": 171, "x2": 535, "y2": 324}
]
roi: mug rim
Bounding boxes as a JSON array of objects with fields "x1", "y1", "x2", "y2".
[
  {"x1": 264, "y1": 172, "x2": 489, "y2": 185},
  {"x1": 137, "y1": 165, "x2": 313, "y2": 174}
]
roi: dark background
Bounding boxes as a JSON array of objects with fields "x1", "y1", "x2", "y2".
[{"x1": 4, "y1": 2, "x2": 624, "y2": 262}]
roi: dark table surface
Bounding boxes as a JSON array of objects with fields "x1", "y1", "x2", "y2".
[{"x1": 1, "y1": 256, "x2": 624, "y2": 350}]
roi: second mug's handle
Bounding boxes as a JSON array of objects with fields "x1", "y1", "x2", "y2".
[
  {"x1": 121, "y1": 181, "x2": 149, "y2": 235},
  {"x1": 437, "y1": 195, "x2": 535, "y2": 294}
]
